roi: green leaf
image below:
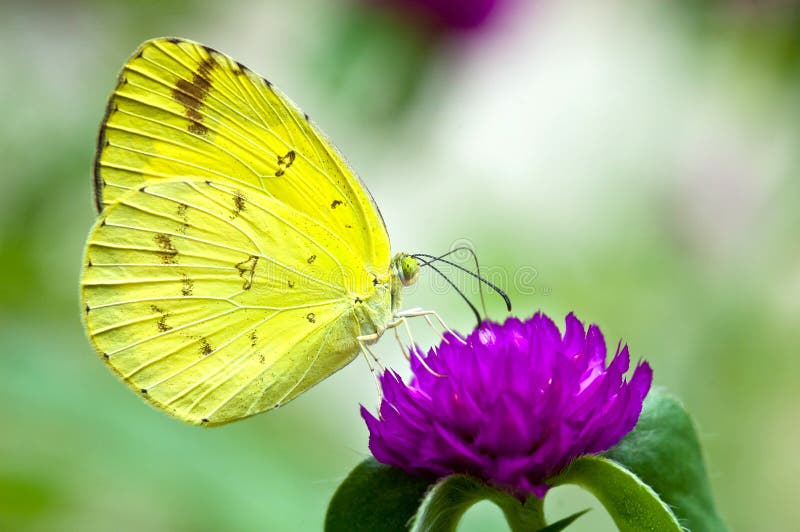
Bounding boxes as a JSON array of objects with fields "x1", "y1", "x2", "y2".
[
  {"x1": 325, "y1": 459, "x2": 432, "y2": 532},
  {"x1": 411, "y1": 475, "x2": 546, "y2": 532},
  {"x1": 536, "y1": 509, "x2": 591, "y2": 532},
  {"x1": 603, "y1": 389, "x2": 729, "y2": 531},
  {"x1": 326, "y1": 460, "x2": 552, "y2": 532},
  {"x1": 550, "y1": 455, "x2": 683, "y2": 531}
]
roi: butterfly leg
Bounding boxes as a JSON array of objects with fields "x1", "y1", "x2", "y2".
[
  {"x1": 422, "y1": 314, "x2": 449, "y2": 344},
  {"x1": 393, "y1": 326, "x2": 410, "y2": 361},
  {"x1": 383, "y1": 316, "x2": 444, "y2": 378},
  {"x1": 395, "y1": 308, "x2": 467, "y2": 345},
  {"x1": 357, "y1": 337, "x2": 385, "y2": 398}
]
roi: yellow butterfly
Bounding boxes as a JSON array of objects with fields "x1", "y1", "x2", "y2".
[{"x1": 81, "y1": 38, "x2": 430, "y2": 426}]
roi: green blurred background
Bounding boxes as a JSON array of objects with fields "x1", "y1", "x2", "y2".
[{"x1": 1, "y1": 0, "x2": 798, "y2": 530}]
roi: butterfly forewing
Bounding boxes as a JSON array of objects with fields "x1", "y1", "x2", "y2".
[{"x1": 95, "y1": 38, "x2": 389, "y2": 269}]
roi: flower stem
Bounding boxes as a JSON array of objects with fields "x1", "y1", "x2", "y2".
[{"x1": 495, "y1": 494, "x2": 546, "y2": 531}]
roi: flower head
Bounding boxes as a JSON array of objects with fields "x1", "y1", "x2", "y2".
[
  {"x1": 361, "y1": 312, "x2": 653, "y2": 498},
  {"x1": 376, "y1": 0, "x2": 503, "y2": 31}
]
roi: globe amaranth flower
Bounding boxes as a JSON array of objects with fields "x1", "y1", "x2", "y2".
[
  {"x1": 361, "y1": 312, "x2": 653, "y2": 499},
  {"x1": 374, "y1": 0, "x2": 503, "y2": 30}
]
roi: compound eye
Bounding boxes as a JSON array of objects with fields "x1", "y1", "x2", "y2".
[{"x1": 400, "y1": 256, "x2": 420, "y2": 286}]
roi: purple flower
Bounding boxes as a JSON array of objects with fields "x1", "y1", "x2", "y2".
[
  {"x1": 373, "y1": 0, "x2": 503, "y2": 30},
  {"x1": 361, "y1": 312, "x2": 653, "y2": 499}
]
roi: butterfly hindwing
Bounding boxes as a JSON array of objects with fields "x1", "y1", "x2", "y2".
[{"x1": 82, "y1": 179, "x2": 371, "y2": 425}]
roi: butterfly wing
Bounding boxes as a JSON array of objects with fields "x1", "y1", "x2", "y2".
[
  {"x1": 94, "y1": 37, "x2": 389, "y2": 270},
  {"x1": 82, "y1": 179, "x2": 378, "y2": 425},
  {"x1": 85, "y1": 38, "x2": 399, "y2": 424}
]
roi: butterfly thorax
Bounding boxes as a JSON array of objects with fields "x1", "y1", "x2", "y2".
[{"x1": 353, "y1": 253, "x2": 419, "y2": 344}]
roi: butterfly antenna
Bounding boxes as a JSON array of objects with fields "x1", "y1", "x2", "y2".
[
  {"x1": 414, "y1": 251, "x2": 486, "y2": 318},
  {"x1": 421, "y1": 260, "x2": 482, "y2": 325},
  {"x1": 450, "y1": 246, "x2": 488, "y2": 317},
  {"x1": 412, "y1": 252, "x2": 512, "y2": 313},
  {"x1": 444, "y1": 245, "x2": 508, "y2": 313}
]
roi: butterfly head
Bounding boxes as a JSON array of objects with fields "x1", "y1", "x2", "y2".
[{"x1": 392, "y1": 253, "x2": 420, "y2": 287}]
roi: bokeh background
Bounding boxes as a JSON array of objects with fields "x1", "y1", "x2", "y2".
[{"x1": 2, "y1": 0, "x2": 799, "y2": 530}]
